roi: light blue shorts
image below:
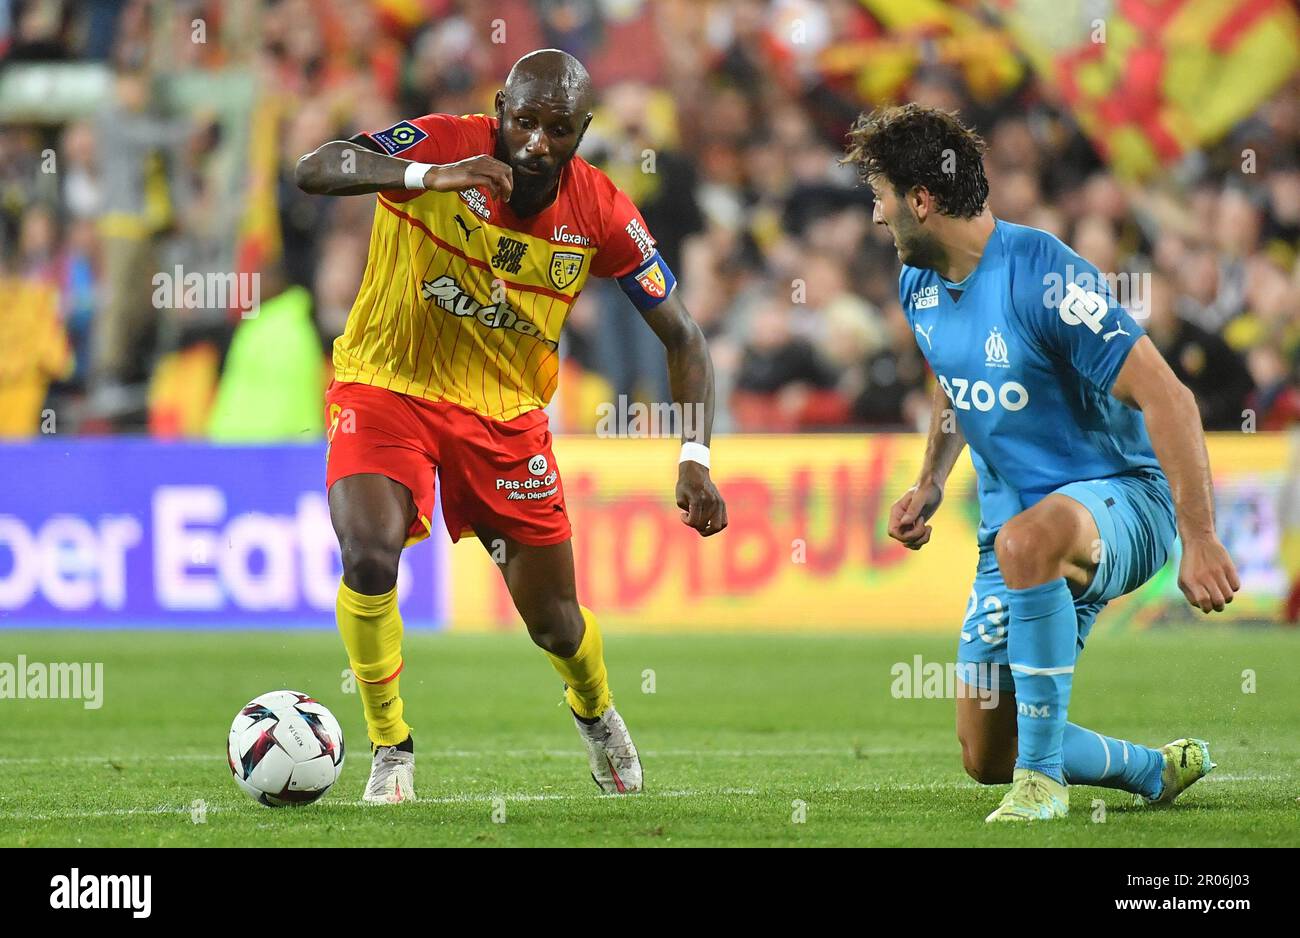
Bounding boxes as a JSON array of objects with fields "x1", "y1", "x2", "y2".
[{"x1": 956, "y1": 470, "x2": 1176, "y2": 691}]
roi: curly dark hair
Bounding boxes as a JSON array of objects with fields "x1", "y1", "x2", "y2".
[{"x1": 842, "y1": 104, "x2": 989, "y2": 219}]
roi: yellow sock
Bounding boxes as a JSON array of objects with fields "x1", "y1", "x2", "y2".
[
  {"x1": 336, "y1": 580, "x2": 411, "y2": 747},
  {"x1": 545, "y1": 606, "x2": 612, "y2": 719}
]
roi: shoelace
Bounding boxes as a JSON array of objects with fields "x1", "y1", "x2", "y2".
[
  {"x1": 1013, "y1": 774, "x2": 1058, "y2": 808},
  {"x1": 598, "y1": 722, "x2": 637, "y2": 761},
  {"x1": 607, "y1": 745, "x2": 637, "y2": 762},
  {"x1": 581, "y1": 718, "x2": 635, "y2": 757},
  {"x1": 367, "y1": 748, "x2": 409, "y2": 792}
]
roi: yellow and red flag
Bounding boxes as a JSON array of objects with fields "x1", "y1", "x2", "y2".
[
  {"x1": 819, "y1": 0, "x2": 1024, "y2": 103},
  {"x1": 991, "y1": 0, "x2": 1300, "y2": 179}
]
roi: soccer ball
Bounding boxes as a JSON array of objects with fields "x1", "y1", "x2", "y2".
[{"x1": 227, "y1": 690, "x2": 345, "y2": 807}]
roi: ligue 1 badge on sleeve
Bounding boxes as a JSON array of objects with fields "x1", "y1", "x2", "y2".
[{"x1": 370, "y1": 119, "x2": 428, "y2": 155}]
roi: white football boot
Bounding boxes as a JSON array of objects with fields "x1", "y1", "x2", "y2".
[
  {"x1": 574, "y1": 706, "x2": 643, "y2": 794},
  {"x1": 362, "y1": 741, "x2": 416, "y2": 804}
]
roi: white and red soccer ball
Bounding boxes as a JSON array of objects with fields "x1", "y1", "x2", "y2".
[{"x1": 227, "y1": 690, "x2": 345, "y2": 807}]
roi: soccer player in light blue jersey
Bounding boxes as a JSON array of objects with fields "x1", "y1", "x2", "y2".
[{"x1": 845, "y1": 104, "x2": 1241, "y2": 821}]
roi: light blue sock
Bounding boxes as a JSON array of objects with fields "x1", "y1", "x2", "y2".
[
  {"x1": 1062, "y1": 724, "x2": 1165, "y2": 799},
  {"x1": 1007, "y1": 579, "x2": 1076, "y2": 784}
]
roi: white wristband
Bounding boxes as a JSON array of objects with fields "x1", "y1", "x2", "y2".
[
  {"x1": 679, "y1": 442, "x2": 710, "y2": 469},
  {"x1": 404, "y1": 162, "x2": 434, "y2": 190}
]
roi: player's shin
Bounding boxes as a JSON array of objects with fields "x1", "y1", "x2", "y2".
[
  {"x1": 1007, "y1": 579, "x2": 1076, "y2": 784},
  {"x1": 336, "y1": 580, "x2": 411, "y2": 746},
  {"x1": 545, "y1": 606, "x2": 612, "y2": 719},
  {"x1": 1062, "y1": 724, "x2": 1164, "y2": 798}
]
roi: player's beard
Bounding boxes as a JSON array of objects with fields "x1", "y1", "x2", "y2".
[
  {"x1": 891, "y1": 207, "x2": 945, "y2": 271},
  {"x1": 495, "y1": 134, "x2": 570, "y2": 216}
]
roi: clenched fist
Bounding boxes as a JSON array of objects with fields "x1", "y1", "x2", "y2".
[
  {"x1": 677, "y1": 461, "x2": 727, "y2": 537},
  {"x1": 887, "y1": 479, "x2": 944, "y2": 551}
]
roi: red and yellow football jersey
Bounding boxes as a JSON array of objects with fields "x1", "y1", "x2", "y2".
[{"x1": 333, "y1": 113, "x2": 674, "y2": 421}]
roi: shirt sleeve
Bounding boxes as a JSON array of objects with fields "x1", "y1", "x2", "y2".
[
  {"x1": 590, "y1": 188, "x2": 677, "y2": 311},
  {"x1": 1012, "y1": 236, "x2": 1145, "y2": 393},
  {"x1": 359, "y1": 113, "x2": 483, "y2": 203},
  {"x1": 359, "y1": 113, "x2": 469, "y2": 162}
]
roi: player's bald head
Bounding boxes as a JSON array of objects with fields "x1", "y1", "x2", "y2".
[{"x1": 502, "y1": 49, "x2": 594, "y2": 116}]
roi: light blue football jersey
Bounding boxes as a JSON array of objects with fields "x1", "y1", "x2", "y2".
[{"x1": 899, "y1": 219, "x2": 1161, "y2": 538}]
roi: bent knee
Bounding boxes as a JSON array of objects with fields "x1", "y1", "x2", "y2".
[
  {"x1": 993, "y1": 515, "x2": 1073, "y2": 586},
  {"x1": 959, "y1": 739, "x2": 1014, "y2": 785},
  {"x1": 520, "y1": 600, "x2": 584, "y2": 657},
  {"x1": 962, "y1": 760, "x2": 1013, "y2": 786},
  {"x1": 339, "y1": 538, "x2": 402, "y2": 593},
  {"x1": 530, "y1": 627, "x2": 583, "y2": 659},
  {"x1": 993, "y1": 518, "x2": 1053, "y2": 568}
]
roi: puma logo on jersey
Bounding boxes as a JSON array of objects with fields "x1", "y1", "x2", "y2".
[
  {"x1": 454, "y1": 215, "x2": 480, "y2": 241},
  {"x1": 915, "y1": 324, "x2": 935, "y2": 350},
  {"x1": 1103, "y1": 322, "x2": 1130, "y2": 342}
]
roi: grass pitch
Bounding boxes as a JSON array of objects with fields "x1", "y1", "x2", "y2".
[{"x1": 0, "y1": 629, "x2": 1295, "y2": 847}]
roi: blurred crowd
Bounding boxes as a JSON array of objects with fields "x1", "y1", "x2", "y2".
[{"x1": 1, "y1": 0, "x2": 1299, "y2": 438}]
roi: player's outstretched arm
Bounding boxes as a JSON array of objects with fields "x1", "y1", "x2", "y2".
[
  {"x1": 639, "y1": 290, "x2": 727, "y2": 537},
  {"x1": 888, "y1": 383, "x2": 966, "y2": 550},
  {"x1": 294, "y1": 137, "x2": 513, "y2": 200},
  {"x1": 1111, "y1": 336, "x2": 1241, "y2": 613}
]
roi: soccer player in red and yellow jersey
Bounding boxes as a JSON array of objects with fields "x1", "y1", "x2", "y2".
[{"x1": 295, "y1": 50, "x2": 727, "y2": 802}]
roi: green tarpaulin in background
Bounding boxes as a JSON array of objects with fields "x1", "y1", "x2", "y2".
[{"x1": 208, "y1": 285, "x2": 324, "y2": 441}]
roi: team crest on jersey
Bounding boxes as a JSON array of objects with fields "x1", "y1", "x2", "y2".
[
  {"x1": 984, "y1": 328, "x2": 1010, "y2": 368},
  {"x1": 634, "y1": 261, "x2": 667, "y2": 299},
  {"x1": 548, "y1": 251, "x2": 584, "y2": 290},
  {"x1": 369, "y1": 120, "x2": 428, "y2": 155}
]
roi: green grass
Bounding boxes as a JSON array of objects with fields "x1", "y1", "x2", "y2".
[{"x1": 0, "y1": 629, "x2": 1296, "y2": 846}]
